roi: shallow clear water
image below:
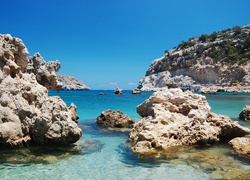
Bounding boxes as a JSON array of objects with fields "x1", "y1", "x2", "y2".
[{"x1": 0, "y1": 90, "x2": 250, "y2": 180}]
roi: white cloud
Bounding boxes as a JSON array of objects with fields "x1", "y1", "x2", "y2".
[
  {"x1": 128, "y1": 82, "x2": 136, "y2": 86},
  {"x1": 109, "y1": 82, "x2": 118, "y2": 86}
]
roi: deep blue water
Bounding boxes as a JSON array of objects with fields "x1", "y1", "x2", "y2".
[
  {"x1": 48, "y1": 90, "x2": 154, "y2": 121},
  {"x1": 0, "y1": 90, "x2": 250, "y2": 179}
]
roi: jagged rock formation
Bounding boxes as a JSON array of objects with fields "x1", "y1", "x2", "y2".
[
  {"x1": 27, "y1": 53, "x2": 62, "y2": 90},
  {"x1": 138, "y1": 25, "x2": 250, "y2": 90},
  {"x1": 239, "y1": 105, "x2": 250, "y2": 121},
  {"x1": 129, "y1": 88, "x2": 250, "y2": 155},
  {"x1": 27, "y1": 54, "x2": 90, "y2": 91},
  {"x1": 57, "y1": 74, "x2": 90, "y2": 90},
  {"x1": 96, "y1": 110, "x2": 135, "y2": 128},
  {"x1": 0, "y1": 34, "x2": 82, "y2": 147}
]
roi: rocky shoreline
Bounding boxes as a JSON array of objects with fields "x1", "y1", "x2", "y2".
[
  {"x1": 199, "y1": 85, "x2": 250, "y2": 94},
  {"x1": 137, "y1": 85, "x2": 250, "y2": 94}
]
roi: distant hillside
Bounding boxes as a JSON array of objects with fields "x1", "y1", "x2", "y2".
[
  {"x1": 57, "y1": 74, "x2": 90, "y2": 90},
  {"x1": 138, "y1": 25, "x2": 250, "y2": 90}
]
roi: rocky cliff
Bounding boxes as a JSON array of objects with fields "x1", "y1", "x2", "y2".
[
  {"x1": 0, "y1": 34, "x2": 82, "y2": 147},
  {"x1": 57, "y1": 74, "x2": 90, "y2": 90},
  {"x1": 138, "y1": 25, "x2": 250, "y2": 90}
]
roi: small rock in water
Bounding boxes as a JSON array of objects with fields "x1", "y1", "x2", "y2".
[
  {"x1": 239, "y1": 105, "x2": 250, "y2": 121},
  {"x1": 96, "y1": 109, "x2": 135, "y2": 128}
]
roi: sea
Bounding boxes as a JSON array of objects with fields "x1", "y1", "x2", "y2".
[{"x1": 0, "y1": 90, "x2": 250, "y2": 180}]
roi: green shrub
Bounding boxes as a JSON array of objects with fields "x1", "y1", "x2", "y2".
[
  {"x1": 198, "y1": 34, "x2": 207, "y2": 42},
  {"x1": 209, "y1": 32, "x2": 218, "y2": 41},
  {"x1": 232, "y1": 26, "x2": 241, "y2": 36}
]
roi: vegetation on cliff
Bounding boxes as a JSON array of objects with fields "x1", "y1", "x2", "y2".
[
  {"x1": 139, "y1": 25, "x2": 250, "y2": 90},
  {"x1": 175, "y1": 25, "x2": 250, "y2": 65}
]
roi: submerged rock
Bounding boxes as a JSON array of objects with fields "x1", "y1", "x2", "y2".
[
  {"x1": 185, "y1": 150, "x2": 250, "y2": 180},
  {"x1": 96, "y1": 110, "x2": 135, "y2": 128},
  {"x1": 129, "y1": 88, "x2": 250, "y2": 155},
  {"x1": 0, "y1": 34, "x2": 82, "y2": 147},
  {"x1": 239, "y1": 105, "x2": 250, "y2": 121}
]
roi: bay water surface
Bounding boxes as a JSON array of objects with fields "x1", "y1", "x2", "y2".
[{"x1": 0, "y1": 90, "x2": 250, "y2": 179}]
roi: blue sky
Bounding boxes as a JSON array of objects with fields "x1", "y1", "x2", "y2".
[{"x1": 1, "y1": 0, "x2": 250, "y2": 89}]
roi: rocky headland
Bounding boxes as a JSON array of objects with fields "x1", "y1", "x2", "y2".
[
  {"x1": 138, "y1": 25, "x2": 250, "y2": 91},
  {"x1": 27, "y1": 53, "x2": 90, "y2": 91},
  {"x1": 129, "y1": 88, "x2": 250, "y2": 155},
  {"x1": 57, "y1": 74, "x2": 90, "y2": 90},
  {"x1": 0, "y1": 34, "x2": 82, "y2": 147}
]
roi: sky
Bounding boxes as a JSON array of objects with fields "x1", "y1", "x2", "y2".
[{"x1": 1, "y1": 0, "x2": 250, "y2": 89}]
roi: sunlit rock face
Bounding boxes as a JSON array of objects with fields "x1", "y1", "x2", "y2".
[
  {"x1": 138, "y1": 25, "x2": 250, "y2": 90},
  {"x1": 0, "y1": 34, "x2": 82, "y2": 147},
  {"x1": 129, "y1": 88, "x2": 250, "y2": 155}
]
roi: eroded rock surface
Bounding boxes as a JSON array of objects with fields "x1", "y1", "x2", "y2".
[
  {"x1": 27, "y1": 53, "x2": 62, "y2": 90},
  {"x1": 0, "y1": 34, "x2": 82, "y2": 147},
  {"x1": 129, "y1": 88, "x2": 250, "y2": 154},
  {"x1": 96, "y1": 110, "x2": 135, "y2": 128}
]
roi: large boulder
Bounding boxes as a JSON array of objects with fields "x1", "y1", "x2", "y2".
[
  {"x1": 229, "y1": 137, "x2": 250, "y2": 157},
  {"x1": 129, "y1": 88, "x2": 250, "y2": 155},
  {"x1": 96, "y1": 110, "x2": 135, "y2": 128},
  {"x1": 239, "y1": 105, "x2": 250, "y2": 121},
  {"x1": 0, "y1": 34, "x2": 82, "y2": 147}
]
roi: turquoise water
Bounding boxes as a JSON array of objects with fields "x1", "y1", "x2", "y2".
[{"x1": 0, "y1": 90, "x2": 250, "y2": 179}]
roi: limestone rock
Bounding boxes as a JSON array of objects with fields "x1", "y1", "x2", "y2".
[
  {"x1": 56, "y1": 74, "x2": 90, "y2": 90},
  {"x1": 229, "y1": 137, "x2": 250, "y2": 157},
  {"x1": 0, "y1": 34, "x2": 82, "y2": 147},
  {"x1": 239, "y1": 105, "x2": 250, "y2": 121},
  {"x1": 27, "y1": 53, "x2": 62, "y2": 90},
  {"x1": 132, "y1": 88, "x2": 141, "y2": 94},
  {"x1": 129, "y1": 88, "x2": 250, "y2": 154},
  {"x1": 96, "y1": 110, "x2": 135, "y2": 128},
  {"x1": 114, "y1": 88, "x2": 122, "y2": 94},
  {"x1": 138, "y1": 25, "x2": 250, "y2": 90}
]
